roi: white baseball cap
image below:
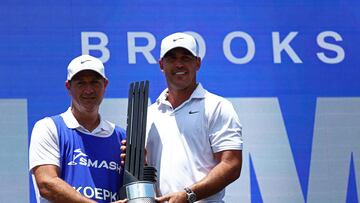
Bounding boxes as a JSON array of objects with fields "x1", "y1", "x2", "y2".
[
  {"x1": 67, "y1": 55, "x2": 106, "y2": 80},
  {"x1": 160, "y1": 32, "x2": 198, "y2": 59}
]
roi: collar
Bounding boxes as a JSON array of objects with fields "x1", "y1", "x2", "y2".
[
  {"x1": 156, "y1": 83, "x2": 206, "y2": 106},
  {"x1": 60, "y1": 107, "x2": 114, "y2": 136}
]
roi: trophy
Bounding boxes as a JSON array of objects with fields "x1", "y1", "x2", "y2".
[{"x1": 120, "y1": 80, "x2": 157, "y2": 203}]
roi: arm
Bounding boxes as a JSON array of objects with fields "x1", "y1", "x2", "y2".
[
  {"x1": 191, "y1": 150, "x2": 242, "y2": 200},
  {"x1": 189, "y1": 98, "x2": 243, "y2": 200},
  {"x1": 30, "y1": 118, "x2": 95, "y2": 202},
  {"x1": 32, "y1": 164, "x2": 96, "y2": 203},
  {"x1": 156, "y1": 150, "x2": 242, "y2": 202}
]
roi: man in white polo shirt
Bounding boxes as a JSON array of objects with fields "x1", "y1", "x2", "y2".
[
  {"x1": 29, "y1": 55, "x2": 127, "y2": 203},
  {"x1": 145, "y1": 32, "x2": 243, "y2": 202}
]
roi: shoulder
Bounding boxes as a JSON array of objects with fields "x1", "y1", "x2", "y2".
[
  {"x1": 31, "y1": 116, "x2": 58, "y2": 143},
  {"x1": 203, "y1": 90, "x2": 235, "y2": 112},
  {"x1": 109, "y1": 121, "x2": 126, "y2": 140},
  {"x1": 114, "y1": 124, "x2": 126, "y2": 134},
  {"x1": 202, "y1": 91, "x2": 241, "y2": 127},
  {"x1": 32, "y1": 117, "x2": 57, "y2": 134}
]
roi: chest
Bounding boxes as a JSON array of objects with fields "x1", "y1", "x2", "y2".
[
  {"x1": 152, "y1": 100, "x2": 210, "y2": 146},
  {"x1": 59, "y1": 129, "x2": 121, "y2": 168}
]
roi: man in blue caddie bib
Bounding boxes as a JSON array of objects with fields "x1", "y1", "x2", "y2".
[{"x1": 29, "y1": 55, "x2": 127, "y2": 203}]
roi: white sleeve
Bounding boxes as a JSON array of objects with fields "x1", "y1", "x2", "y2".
[
  {"x1": 29, "y1": 117, "x2": 60, "y2": 171},
  {"x1": 208, "y1": 99, "x2": 243, "y2": 153}
]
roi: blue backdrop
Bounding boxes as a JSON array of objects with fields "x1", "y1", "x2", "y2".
[{"x1": 0, "y1": 0, "x2": 359, "y2": 202}]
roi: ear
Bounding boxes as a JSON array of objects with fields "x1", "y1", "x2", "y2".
[
  {"x1": 195, "y1": 57, "x2": 201, "y2": 71},
  {"x1": 65, "y1": 80, "x2": 72, "y2": 96},
  {"x1": 104, "y1": 79, "x2": 109, "y2": 88},
  {"x1": 65, "y1": 80, "x2": 71, "y2": 90},
  {"x1": 159, "y1": 59, "x2": 165, "y2": 73}
]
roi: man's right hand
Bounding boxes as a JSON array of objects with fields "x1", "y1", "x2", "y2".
[
  {"x1": 120, "y1": 139, "x2": 148, "y2": 166},
  {"x1": 120, "y1": 140, "x2": 127, "y2": 165},
  {"x1": 155, "y1": 191, "x2": 188, "y2": 203}
]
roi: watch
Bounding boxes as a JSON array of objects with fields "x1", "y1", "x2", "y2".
[{"x1": 184, "y1": 187, "x2": 197, "y2": 203}]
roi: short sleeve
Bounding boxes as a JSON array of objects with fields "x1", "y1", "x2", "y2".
[
  {"x1": 208, "y1": 99, "x2": 243, "y2": 153},
  {"x1": 29, "y1": 117, "x2": 60, "y2": 171}
]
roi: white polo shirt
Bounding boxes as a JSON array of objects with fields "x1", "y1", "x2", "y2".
[{"x1": 145, "y1": 83, "x2": 243, "y2": 202}]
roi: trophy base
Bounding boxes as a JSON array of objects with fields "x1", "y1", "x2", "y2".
[
  {"x1": 128, "y1": 197, "x2": 155, "y2": 203},
  {"x1": 125, "y1": 181, "x2": 156, "y2": 203}
]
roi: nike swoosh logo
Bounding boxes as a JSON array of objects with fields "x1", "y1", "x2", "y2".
[
  {"x1": 81, "y1": 59, "x2": 91, "y2": 64},
  {"x1": 189, "y1": 110, "x2": 199, "y2": 114},
  {"x1": 173, "y1": 37, "x2": 184, "y2": 42}
]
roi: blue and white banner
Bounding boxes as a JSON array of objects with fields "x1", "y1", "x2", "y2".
[{"x1": 0, "y1": 1, "x2": 359, "y2": 202}]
